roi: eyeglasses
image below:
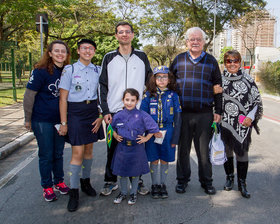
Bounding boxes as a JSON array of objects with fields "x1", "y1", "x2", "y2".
[
  {"x1": 155, "y1": 76, "x2": 168, "y2": 81},
  {"x1": 80, "y1": 46, "x2": 95, "y2": 51},
  {"x1": 226, "y1": 59, "x2": 240, "y2": 64},
  {"x1": 117, "y1": 30, "x2": 133, "y2": 35},
  {"x1": 188, "y1": 38, "x2": 203, "y2": 43}
]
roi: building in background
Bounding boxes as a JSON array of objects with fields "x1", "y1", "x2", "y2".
[
  {"x1": 254, "y1": 47, "x2": 280, "y2": 71},
  {"x1": 212, "y1": 30, "x2": 228, "y2": 59},
  {"x1": 231, "y1": 29, "x2": 242, "y2": 53},
  {"x1": 231, "y1": 10, "x2": 276, "y2": 67}
]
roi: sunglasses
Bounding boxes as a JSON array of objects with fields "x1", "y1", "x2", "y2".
[{"x1": 226, "y1": 59, "x2": 240, "y2": 64}]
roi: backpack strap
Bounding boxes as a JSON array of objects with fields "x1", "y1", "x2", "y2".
[{"x1": 71, "y1": 64, "x2": 74, "y2": 74}]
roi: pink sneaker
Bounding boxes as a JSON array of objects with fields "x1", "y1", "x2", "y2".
[
  {"x1": 54, "y1": 182, "x2": 70, "y2": 195},
  {"x1": 43, "y1": 188, "x2": 57, "y2": 202}
]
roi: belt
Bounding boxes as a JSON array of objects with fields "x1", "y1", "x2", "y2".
[
  {"x1": 83, "y1": 100, "x2": 96, "y2": 104},
  {"x1": 69, "y1": 100, "x2": 96, "y2": 104},
  {"x1": 121, "y1": 139, "x2": 138, "y2": 147}
]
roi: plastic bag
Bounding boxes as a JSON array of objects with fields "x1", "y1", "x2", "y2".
[
  {"x1": 209, "y1": 122, "x2": 227, "y2": 165},
  {"x1": 154, "y1": 130, "x2": 167, "y2": 144}
]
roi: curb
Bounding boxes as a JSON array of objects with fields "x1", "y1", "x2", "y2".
[
  {"x1": 261, "y1": 93, "x2": 280, "y2": 101},
  {"x1": 0, "y1": 132, "x2": 35, "y2": 160}
]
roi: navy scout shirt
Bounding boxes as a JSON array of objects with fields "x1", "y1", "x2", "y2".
[{"x1": 26, "y1": 66, "x2": 62, "y2": 123}]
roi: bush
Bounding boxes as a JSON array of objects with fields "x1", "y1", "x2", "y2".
[{"x1": 258, "y1": 61, "x2": 280, "y2": 95}]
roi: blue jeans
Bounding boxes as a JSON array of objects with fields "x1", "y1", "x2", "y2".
[{"x1": 32, "y1": 121, "x2": 65, "y2": 188}]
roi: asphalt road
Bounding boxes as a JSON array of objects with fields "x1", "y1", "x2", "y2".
[{"x1": 0, "y1": 97, "x2": 279, "y2": 224}]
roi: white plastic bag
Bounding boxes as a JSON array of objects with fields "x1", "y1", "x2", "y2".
[{"x1": 209, "y1": 124, "x2": 227, "y2": 165}]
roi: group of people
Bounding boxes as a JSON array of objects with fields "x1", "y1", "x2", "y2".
[{"x1": 23, "y1": 22, "x2": 263, "y2": 212}]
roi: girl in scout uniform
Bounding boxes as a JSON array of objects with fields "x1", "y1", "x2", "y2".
[
  {"x1": 59, "y1": 39, "x2": 104, "y2": 212},
  {"x1": 111, "y1": 88, "x2": 159, "y2": 205},
  {"x1": 140, "y1": 66, "x2": 182, "y2": 199}
]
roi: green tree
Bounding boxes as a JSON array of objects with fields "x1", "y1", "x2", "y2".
[
  {"x1": 219, "y1": 46, "x2": 234, "y2": 64},
  {"x1": 91, "y1": 34, "x2": 141, "y2": 65},
  {"x1": 0, "y1": 0, "x2": 52, "y2": 42},
  {"x1": 258, "y1": 61, "x2": 280, "y2": 95},
  {"x1": 124, "y1": 0, "x2": 266, "y2": 50},
  {"x1": 231, "y1": 10, "x2": 271, "y2": 74},
  {"x1": 37, "y1": 0, "x2": 142, "y2": 64},
  {"x1": 0, "y1": 0, "x2": 143, "y2": 66},
  {"x1": 143, "y1": 44, "x2": 185, "y2": 68}
]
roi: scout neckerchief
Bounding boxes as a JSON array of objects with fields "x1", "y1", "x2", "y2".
[
  {"x1": 156, "y1": 87, "x2": 168, "y2": 128},
  {"x1": 221, "y1": 68, "x2": 263, "y2": 156}
]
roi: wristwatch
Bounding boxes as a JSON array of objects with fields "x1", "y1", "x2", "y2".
[{"x1": 61, "y1": 122, "x2": 67, "y2": 126}]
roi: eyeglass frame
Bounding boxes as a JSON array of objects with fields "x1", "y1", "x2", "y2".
[
  {"x1": 79, "y1": 46, "x2": 95, "y2": 51},
  {"x1": 187, "y1": 38, "x2": 203, "y2": 43},
  {"x1": 155, "y1": 75, "x2": 169, "y2": 81},
  {"x1": 117, "y1": 30, "x2": 133, "y2": 35}
]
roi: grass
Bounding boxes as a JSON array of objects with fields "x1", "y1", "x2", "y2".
[
  {"x1": 0, "y1": 87, "x2": 26, "y2": 107},
  {"x1": 0, "y1": 78, "x2": 29, "y2": 84}
]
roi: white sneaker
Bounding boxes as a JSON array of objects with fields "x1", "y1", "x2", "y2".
[
  {"x1": 128, "y1": 193, "x2": 137, "y2": 205},
  {"x1": 114, "y1": 192, "x2": 126, "y2": 204}
]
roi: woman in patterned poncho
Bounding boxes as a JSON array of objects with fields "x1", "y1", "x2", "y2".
[{"x1": 218, "y1": 50, "x2": 263, "y2": 198}]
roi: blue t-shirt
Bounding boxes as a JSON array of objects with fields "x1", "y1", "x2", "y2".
[{"x1": 26, "y1": 66, "x2": 62, "y2": 123}]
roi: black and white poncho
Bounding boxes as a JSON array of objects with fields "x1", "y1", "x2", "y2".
[{"x1": 221, "y1": 68, "x2": 263, "y2": 156}]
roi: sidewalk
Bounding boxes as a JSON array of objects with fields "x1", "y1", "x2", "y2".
[
  {"x1": 0, "y1": 92, "x2": 279, "y2": 160},
  {"x1": 0, "y1": 103, "x2": 34, "y2": 159}
]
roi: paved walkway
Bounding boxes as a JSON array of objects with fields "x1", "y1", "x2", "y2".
[{"x1": 0, "y1": 103, "x2": 34, "y2": 159}]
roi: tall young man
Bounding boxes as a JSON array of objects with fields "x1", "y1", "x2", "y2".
[{"x1": 99, "y1": 22, "x2": 152, "y2": 196}]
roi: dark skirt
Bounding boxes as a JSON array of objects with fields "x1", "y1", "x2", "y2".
[
  {"x1": 67, "y1": 100, "x2": 105, "y2": 146},
  {"x1": 221, "y1": 126, "x2": 252, "y2": 157},
  {"x1": 111, "y1": 143, "x2": 150, "y2": 177}
]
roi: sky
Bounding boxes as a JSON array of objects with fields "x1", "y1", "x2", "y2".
[{"x1": 265, "y1": 0, "x2": 280, "y2": 47}]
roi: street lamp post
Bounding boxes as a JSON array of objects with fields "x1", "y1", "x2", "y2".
[{"x1": 213, "y1": 0, "x2": 217, "y2": 57}]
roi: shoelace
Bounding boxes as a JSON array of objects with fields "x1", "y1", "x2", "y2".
[
  {"x1": 56, "y1": 182, "x2": 67, "y2": 188},
  {"x1": 44, "y1": 188, "x2": 54, "y2": 195}
]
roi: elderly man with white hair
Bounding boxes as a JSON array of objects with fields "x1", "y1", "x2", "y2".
[{"x1": 170, "y1": 27, "x2": 222, "y2": 195}]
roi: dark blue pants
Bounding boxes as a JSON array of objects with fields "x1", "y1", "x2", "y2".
[{"x1": 32, "y1": 121, "x2": 65, "y2": 188}]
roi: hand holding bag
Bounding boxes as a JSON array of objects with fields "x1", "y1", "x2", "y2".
[{"x1": 209, "y1": 122, "x2": 227, "y2": 165}]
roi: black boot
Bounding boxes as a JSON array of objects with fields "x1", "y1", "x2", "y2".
[
  {"x1": 237, "y1": 161, "x2": 250, "y2": 198},
  {"x1": 80, "y1": 178, "x2": 97, "y2": 197},
  {"x1": 67, "y1": 189, "x2": 79, "y2": 212},
  {"x1": 224, "y1": 174, "x2": 234, "y2": 191},
  {"x1": 223, "y1": 157, "x2": 234, "y2": 191},
  {"x1": 238, "y1": 179, "x2": 250, "y2": 198},
  {"x1": 224, "y1": 157, "x2": 234, "y2": 175}
]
